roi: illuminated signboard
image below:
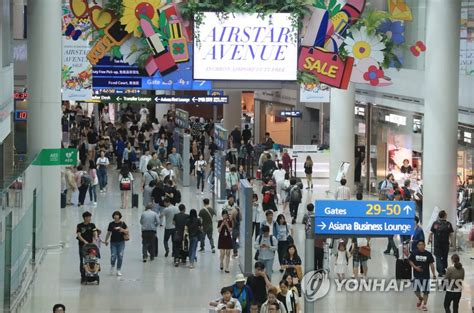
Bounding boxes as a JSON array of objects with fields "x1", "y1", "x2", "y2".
[
  {"x1": 194, "y1": 13, "x2": 298, "y2": 81},
  {"x1": 15, "y1": 110, "x2": 28, "y2": 121},
  {"x1": 279, "y1": 110, "x2": 302, "y2": 118},
  {"x1": 14, "y1": 92, "x2": 28, "y2": 100}
]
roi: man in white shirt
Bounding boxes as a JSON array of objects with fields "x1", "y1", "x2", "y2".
[
  {"x1": 260, "y1": 210, "x2": 276, "y2": 236},
  {"x1": 272, "y1": 164, "x2": 286, "y2": 203},
  {"x1": 139, "y1": 105, "x2": 149, "y2": 124},
  {"x1": 160, "y1": 162, "x2": 175, "y2": 182},
  {"x1": 334, "y1": 178, "x2": 351, "y2": 200},
  {"x1": 139, "y1": 150, "x2": 152, "y2": 174}
]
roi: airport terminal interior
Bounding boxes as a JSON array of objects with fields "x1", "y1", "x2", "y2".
[{"x1": 0, "y1": 0, "x2": 473, "y2": 312}]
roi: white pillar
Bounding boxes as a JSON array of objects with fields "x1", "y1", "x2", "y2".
[
  {"x1": 223, "y1": 90, "x2": 242, "y2": 131},
  {"x1": 422, "y1": 0, "x2": 460, "y2": 225},
  {"x1": 27, "y1": 0, "x2": 62, "y2": 248},
  {"x1": 329, "y1": 84, "x2": 355, "y2": 193}
]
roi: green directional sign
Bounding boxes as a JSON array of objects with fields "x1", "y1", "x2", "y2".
[
  {"x1": 91, "y1": 94, "x2": 154, "y2": 103},
  {"x1": 32, "y1": 148, "x2": 77, "y2": 166}
]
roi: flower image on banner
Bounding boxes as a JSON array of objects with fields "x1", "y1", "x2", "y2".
[
  {"x1": 121, "y1": 0, "x2": 165, "y2": 37},
  {"x1": 119, "y1": 37, "x2": 145, "y2": 65},
  {"x1": 378, "y1": 20, "x2": 405, "y2": 45},
  {"x1": 350, "y1": 57, "x2": 392, "y2": 86},
  {"x1": 344, "y1": 26, "x2": 386, "y2": 64},
  {"x1": 62, "y1": 3, "x2": 92, "y2": 101}
]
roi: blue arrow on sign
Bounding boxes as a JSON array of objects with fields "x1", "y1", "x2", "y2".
[{"x1": 314, "y1": 217, "x2": 414, "y2": 235}]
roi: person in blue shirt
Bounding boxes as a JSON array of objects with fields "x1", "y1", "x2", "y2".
[
  {"x1": 411, "y1": 216, "x2": 425, "y2": 253},
  {"x1": 115, "y1": 136, "x2": 125, "y2": 170},
  {"x1": 230, "y1": 274, "x2": 254, "y2": 313}
]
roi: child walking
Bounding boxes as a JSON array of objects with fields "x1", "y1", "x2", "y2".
[{"x1": 335, "y1": 240, "x2": 350, "y2": 281}]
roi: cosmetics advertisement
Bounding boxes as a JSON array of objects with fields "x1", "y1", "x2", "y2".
[{"x1": 193, "y1": 12, "x2": 298, "y2": 81}]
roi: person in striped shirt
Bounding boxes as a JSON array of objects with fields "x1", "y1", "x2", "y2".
[{"x1": 334, "y1": 179, "x2": 351, "y2": 200}]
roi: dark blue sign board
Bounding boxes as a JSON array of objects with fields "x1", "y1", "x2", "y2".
[
  {"x1": 280, "y1": 110, "x2": 302, "y2": 118},
  {"x1": 314, "y1": 200, "x2": 415, "y2": 236},
  {"x1": 92, "y1": 44, "x2": 211, "y2": 91}
]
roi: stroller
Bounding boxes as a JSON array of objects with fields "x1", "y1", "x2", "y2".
[{"x1": 82, "y1": 243, "x2": 101, "y2": 284}]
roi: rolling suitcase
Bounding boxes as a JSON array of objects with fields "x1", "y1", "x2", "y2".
[
  {"x1": 131, "y1": 184, "x2": 139, "y2": 208},
  {"x1": 132, "y1": 193, "x2": 139, "y2": 208},
  {"x1": 395, "y1": 259, "x2": 412, "y2": 280},
  {"x1": 61, "y1": 191, "x2": 67, "y2": 208}
]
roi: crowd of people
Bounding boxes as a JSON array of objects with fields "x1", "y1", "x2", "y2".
[{"x1": 60, "y1": 104, "x2": 471, "y2": 313}]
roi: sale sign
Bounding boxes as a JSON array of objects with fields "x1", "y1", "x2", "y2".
[{"x1": 298, "y1": 47, "x2": 354, "y2": 90}]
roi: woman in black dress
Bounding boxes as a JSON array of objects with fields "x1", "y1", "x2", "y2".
[{"x1": 217, "y1": 209, "x2": 233, "y2": 273}]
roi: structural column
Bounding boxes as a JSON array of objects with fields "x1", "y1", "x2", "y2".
[
  {"x1": 223, "y1": 90, "x2": 242, "y2": 131},
  {"x1": 329, "y1": 84, "x2": 355, "y2": 193},
  {"x1": 27, "y1": 0, "x2": 62, "y2": 248},
  {"x1": 422, "y1": 0, "x2": 460, "y2": 225}
]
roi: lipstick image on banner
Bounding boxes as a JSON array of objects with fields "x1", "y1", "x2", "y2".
[
  {"x1": 145, "y1": 50, "x2": 178, "y2": 77},
  {"x1": 168, "y1": 19, "x2": 189, "y2": 63},
  {"x1": 140, "y1": 18, "x2": 165, "y2": 55}
]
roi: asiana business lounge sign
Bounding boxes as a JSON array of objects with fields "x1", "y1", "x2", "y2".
[{"x1": 193, "y1": 13, "x2": 298, "y2": 81}]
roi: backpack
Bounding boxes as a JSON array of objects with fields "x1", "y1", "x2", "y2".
[
  {"x1": 174, "y1": 189, "x2": 181, "y2": 204},
  {"x1": 378, "y1": 180, "x2": 385, "y2": 190},
  {"x1": 263, "y1": 191, "x2": 271, "y2": 204},
  {"x1": 290, "y1": 185, "x2": 302, "y2": 203},
  {"x1": 434, "y1": 220, "x2": 451, "y2": 243},
  {"x1": 120, "y1": 176, "x2": 131, "y2": 191},
  {"x1": 81, "y1": 172, "x2": 91, "y2": 186},
  {"x1": 402, "y1": 187, "x2": 411, "y2": 201}
]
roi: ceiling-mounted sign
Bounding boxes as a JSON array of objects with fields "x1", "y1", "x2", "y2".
[
  {"x1": 300, "y1": 83, "x2": 330, "y2": 103},
  {"x1": 193, "y1": 12, "x2": 298, "y2": 81},
  {"x1": 91, "y1": 94, "x2": 154, "y2": 104},
  {"x1": 154, "y1": 95, "x2": 229, "y2": 105},
  {"x1": 279, "y1": 110, "x2": 302, "y2": 118}
]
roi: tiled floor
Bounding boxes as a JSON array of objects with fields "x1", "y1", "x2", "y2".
[{"x1": 17, "y1": 173, "x2": 473, "y2": 313}]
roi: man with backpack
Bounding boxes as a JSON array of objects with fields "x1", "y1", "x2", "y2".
[
  {"x1": 288, "y1": 178, "x2": 302, "y2": 224},
  {"x1": 428, "y1": 210, "x2": 454, "y2": 277},
  {"x1": 254, "y1": 225, "x2": 277, "y2": 280}
]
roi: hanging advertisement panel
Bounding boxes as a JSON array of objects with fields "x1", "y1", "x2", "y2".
[
  {"x1": 300, "y1": 83, "x2": 330, "y2": 103},
  {"x1": 61, "y1": 4, "x2": 92, "y2": 101},
  {"x1": 193, "y1": 12, "x2": 298, "y2": 81}
]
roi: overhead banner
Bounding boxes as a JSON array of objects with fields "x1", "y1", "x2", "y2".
[
  {"x1": 61, "y1": 4, "x2": 92, "y2": 101},
  {"x1": 193, "y1": 12, "x2": 298, "y2": 81},
  {"x1": 300, "y1": 83, "x2": 330, "y2": 103}
]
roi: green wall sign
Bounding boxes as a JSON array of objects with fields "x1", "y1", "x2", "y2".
[{"x1": 32, "y1": 148, "x2": 77, "y2": 166}]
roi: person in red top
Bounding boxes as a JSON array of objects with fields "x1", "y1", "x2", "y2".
[{"x1": 281, "y1": 149, "x2": 292, "y2": 175}]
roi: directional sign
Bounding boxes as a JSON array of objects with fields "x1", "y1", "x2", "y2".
[
  {"x1": 280, "y1": 110, "x2": 302, "y2": 118},
  {"x1": 314, "y1": 200, "x2": 415, "y2": 236},
  {"x1": 91, "y1": 95, "x2": 154, "y2": 104},
  {"x1": 154, "y1": 95, "x2": 229, "y2": 105}
]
